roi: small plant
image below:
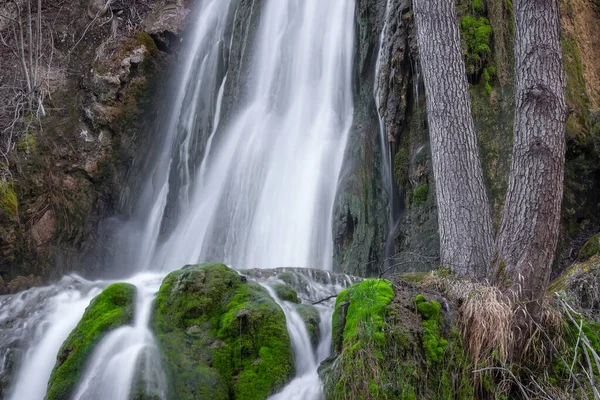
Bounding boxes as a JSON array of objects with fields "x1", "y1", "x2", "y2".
[
  {"x1": 413, "y1": 184, "x2": 428, "y2": 206},
  {"x1": 460, "y1": 16, "x2": 493, "y2": 75},
  {"x1": 0, "y1": 180, "x2": 18, "y2": 216},
  {"x1": 415, "y1": 295, "x2": 448, "y2": 364}
]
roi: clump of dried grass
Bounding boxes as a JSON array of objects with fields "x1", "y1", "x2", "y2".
[{"x1": 420, "y1": 270, "x2": 598, "y2": 399}]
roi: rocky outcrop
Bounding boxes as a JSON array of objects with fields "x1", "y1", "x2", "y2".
[
  {"x1": 0, "y1": 0, "x2": 191, "y2": 285},
  {"x1": 152, "y1": 263, "x2": 294, "y2": 400},
  {"x1": 46, "y1": 283, "x2": 136, "y2": 400},
  {"x1": 319, "y1": 278, "x2": 472, "y2": 399}
]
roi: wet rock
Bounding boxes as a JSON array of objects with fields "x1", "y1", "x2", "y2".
[
  {"x1": 153, "y1": 263, "x2": 293, "y2": 400},
  {"x1": 46, "y1": 283, "x2": 136, "y2": 400},
  {"x1": 30, "y1": 210, "x2": 56, "y2": 247}
]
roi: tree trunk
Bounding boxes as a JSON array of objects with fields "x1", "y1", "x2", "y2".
[
  {"x1": 496, "y1": 0, "x2": 567, "y2": 307},
  {"x1": 413, "y1": 0, "x2": 494, "y2": 280}
]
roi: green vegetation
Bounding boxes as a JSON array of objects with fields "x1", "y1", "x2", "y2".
[
  {"x1": 153, "y1": 263, "x2": 293, "y2": 400},
  {"x1": 413, "y1": 184, "x2": 429, "y2": 206},
  {"x1": 414, "y1": 295, "x2": 448, "y2": 364},
  {"x1": 46, "y1": 283, "x2": 136, "y2": 400},
  {"x1": 322, "y1": 281, "x2": 473, "y2": 399},
  {"x1": 394, "y1": 148, "x2": 409, "y2": 189},
  {"x1": 17, "y1": 132, "x2": 37, "y2": 153},
  {"x1": 135, "y1": 31, "x2": 159, "y2": 58},
  {"x1": 578, "y1": 233, "x2": 600, "y2": 260},
  {"x1": 271, "y1": 283, "x2": 299, "y2": 303},
  {"x1": 459, "y1": 15, "x2": 493, "y2": 75},
  {"x1": 0, "y1": 180, "x2": 18, "y2": 216}
]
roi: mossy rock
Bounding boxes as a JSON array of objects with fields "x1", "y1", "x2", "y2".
[
  {"x1": 413, "y1": 184, "x2": 429, "y2": 206},
  {"x1": 271, "y1": 283, "x2": 299, "y2": 303},
  {"x1": 152, "y1": 263, "x2": 293, "y2": 400},
  {"x1": 46, "y1": 283, "x2": 136, "y2": 400},
  {"x1": 321, "y1": 280, "x2": 473, "y2": 400},
  {"x1": 295, "y1": 304, "x2": 321, "y2": 349},
  {"x1": 578, "y1": 233, "x2": 600, "y2": 260}
]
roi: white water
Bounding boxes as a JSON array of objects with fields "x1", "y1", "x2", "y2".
[
  {"x1": 247, "y1": 270, "x2": 357, "y2": 400},
  {"x1": 374, "y1": 0, "x2": 401, "y2": 263},
  {"x1": 126, "y1": 0, "x2": 356, "y2": 273},
  {"x1": 6, "y1": 284, "x2": 101, "y2": 400},
  {"x1": 3, "y1": 0, "x2": 358, "y2": 398},
  {"x1": 72, "y1": 274, "x2": 166, "y2": 400}
]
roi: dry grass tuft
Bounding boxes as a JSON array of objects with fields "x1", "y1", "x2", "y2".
[{"x1": 420, "y1": 269, "x2": 599, "y2": 399}]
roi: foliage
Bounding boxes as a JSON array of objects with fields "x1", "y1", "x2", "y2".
[
  {"x1": 578, "y1": 233, "x2": 600, "y2": 260},
  {"x1": 46, "y1": 283, "x2": 136, "y2": 400},
  {"x1": 413, "y1": 184, "x2": 429, "y2": 206},
  {"x1": 460, "y1": 16, "x2": 493, "y2": 76},
  {"x1": 415, "y1": 295, "x2": 448, "y2": 363},
  {"x1": 0, "y1": 180, "x2": 18, "y2": 216},
  {"x1": 153, "y1": 263, "x2": 293, "y2": 400}
]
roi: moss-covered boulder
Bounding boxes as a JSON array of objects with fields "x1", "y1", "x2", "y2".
[
  {"x1": 295, "y1": 304, "x2": 321, "y2": 349},
  {"x1": 152, "y1": 263, "x2": 293, "y2": 400},
  {"x1": 578, "y1": 233, "x2": 600, "y2": 260},
  {"x1": 46, "y1": 283, "x2": 136, "y2": 400},
  {"x1": 271, "y1": 283, "x2": 299, "y2": 303},
  {"x1": 320, "y1": 279, "x2": 473, "y2": 400}
]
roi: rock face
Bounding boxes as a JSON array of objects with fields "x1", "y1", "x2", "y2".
[
  {"x1": 332, "y1": 0, "x2": 600, "y2": 277},
  {"x1": 0, "y1": 0, "x2": 190, "y2": 286},
  {"x1": 46, "y1": 283, "x2": 136, "y2": 400},
  {"x1": 152, "y1": 263, "x2": 294, "y2": 400}
]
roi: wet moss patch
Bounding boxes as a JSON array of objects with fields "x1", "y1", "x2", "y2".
[
  {"x1": 152, "y1": 263, "x2": 293, "y2": 400},
  {"x1": 46, "y1": 283, "x2": 136, "y2": 400}
]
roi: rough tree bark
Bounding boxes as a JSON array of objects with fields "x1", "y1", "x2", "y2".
[
  {"x1": 413, "y1": 0, "x2": 494, "y2": 280},
  {"x1": 496, "y1": 0, "x2": 567, "y2": 305}
]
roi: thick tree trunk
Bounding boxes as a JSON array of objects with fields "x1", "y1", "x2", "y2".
[
  {"x1": 413, "y1": 0, "x2": 494, "y2": 280},
  {"x1": 496, "y1": 0, "x2": 567, "y2": 306}
]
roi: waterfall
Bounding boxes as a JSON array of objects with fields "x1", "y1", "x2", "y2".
[
  {"x1": 2, "y1": 0, "x2": 358, "y2": 398},
  {"x1": 374, "y1": 0, "x2": 401, "y2": 264},
  {"x1": 245, "y1": 269, "x2": 360, "y2": 400},
  {"x1": 139, "y1": 0, "x2": 356, "y2": 272}
]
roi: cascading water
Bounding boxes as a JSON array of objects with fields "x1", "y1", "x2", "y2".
[
  {"x1": 243, "y1": 269, "x2": 360, "y2": 400},
  {"x1": 2, "y1": 0, "x2": 358, "y2": 398},
  {"x1": 374, "y1": 0, "x2": 402, "y2": 264}
]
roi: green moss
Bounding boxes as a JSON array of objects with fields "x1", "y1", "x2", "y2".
[
  {"x1": 339, "y1": 280, "x2": 394, "y2": 347},
  {"x1": 413, "y1": 184, "x2": 428, "y2": 206},
  {"x1": 46, "y1": 283, "x2": 136, "y2": 400},
  {"x1": 135, "y1": 31, "x2": 158, "y2": 57},
  {"x1": 271, "y1": 283, "x2": 299, "y2": 303},
  {"x1": 473, "y1": 0, "x2": 484, "y2": 12},
  {"x1": 295, "y1": 304, "x2": 321, "y2": 348},
  {"x1": 153, "y1": 263, "x2": 293, "y2": 400},
  {"x1": 578, "y1": 233, "x2": 600, "y2": 260},
  {"x1": 460, "y1": 16, "x2": 493, "y2": 75},
  {"x1": 394, "y1": 148, "x2": 410, "y2": 189},
  {"x1": 17, "y1": 132, "x2": 36, "y2": 153},
  {"x1": 0, "y1": 181, "x2": 18, "y2": 216},
  {"x1": 323, "y1": 282, "x2": 473, "y2": 399},
  {"x1": 415, "y1": 295, "x2": 448, "y2": 364},
  {"x1": 551, "y1": 312, "x2": 600, "y2": 390}
]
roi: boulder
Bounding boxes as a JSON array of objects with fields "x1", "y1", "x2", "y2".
[{"x1": 153, "y1": 263, "x2": 294, "y2": 400}]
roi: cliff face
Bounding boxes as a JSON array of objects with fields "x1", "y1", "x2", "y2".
[
  {"x1": 0, "y1": 0, "x2": 191, "y2": 290},
  {"x1": 333, "y1": 0, "x2": 600, "y2": 277},
  {"x1": 1, "y1": 0, "x2": 598, "y2": 286}
]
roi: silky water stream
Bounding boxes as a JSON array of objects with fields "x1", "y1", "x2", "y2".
[{"x1": 1, "y1": 0, "x2": 363, "y2": 398}]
